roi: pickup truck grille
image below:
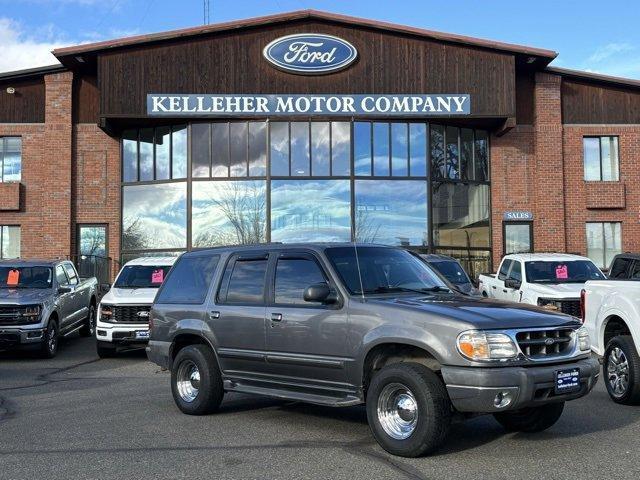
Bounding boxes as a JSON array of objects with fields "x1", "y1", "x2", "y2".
[
  {"x1": 516, "y1": 328, "x2": 575, "y2": 359},
  {"x1": 0, "y1": 305, "x2": 40, "y2": 326},
  {"x1": 558, "y1": 300, "x2": 581, "y2": 317},
  {"x1": 102, "y1": 305, "x2": 150, "y2": 324}
]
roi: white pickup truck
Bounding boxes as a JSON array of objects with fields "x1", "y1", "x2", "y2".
[
  {"x1": 95, "y1": 256, "x2": 176, "y2": 357},
  {"x1": 478, "y1": 253, "x2": 605, "y2": 316},
  {"x1": 583, "y1": 253, "x2": 640, "y2": 405}
]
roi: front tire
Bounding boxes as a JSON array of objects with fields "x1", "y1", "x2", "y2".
[
  {"x1": 79, "y1": 304, "x2": 96, "y2": 337},
  {"x1": 494, "y1": 402, "x2": 565, "y2": 432},
  {"x1": 39, "y1": 320, "x2": 59, "y2": 359},
  {"x1": 604, "y1": 335, "x2": 640, "y2": 405},
  {"x1": 171, "y1": 344, "x2": 224, "y2": 415},
  {"x1": 96, "y1": 340, "x2": 117, "y2": 358},
  {"x1": 366, "y1": 362, "x2": 451, "y2": 457}
]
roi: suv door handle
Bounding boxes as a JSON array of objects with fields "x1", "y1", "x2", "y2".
[
  {"x1": 209, "y1": 311, "x2": 220, "y2": 319},
  {"x1": 270, "y1": 313, "x2": 283, "y2": 322}
]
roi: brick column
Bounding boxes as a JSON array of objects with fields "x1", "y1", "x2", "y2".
[
  {"x1": 533, "y1": 72, "x2": 566, "y2": 252},
  {"x1": 42, "y1": 71, "x2": 73, "y2": 258}
]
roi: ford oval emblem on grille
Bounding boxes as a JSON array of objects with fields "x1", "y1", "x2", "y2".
[
  {"x1": 544, "y1": 338, "x2": 555, "y2": 346},
  {"x1": 137, "y1": 311, "x2": 150, "y2": 318},
  {"x1": 263, "y1": 34, "x2": 358, "y2": 74}
]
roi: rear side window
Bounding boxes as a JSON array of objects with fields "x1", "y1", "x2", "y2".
[
  {"x1": 155, "y1": 255, "x2": 220, "y2": 304},
  {"x1": 609, "y1": 257, "x2": 632, "y2": 279},
  {"x1": 498, "y1": 260, "x2": 512, "y2": 281},
  {"x1": 220, "y1": 258, "x2": 268, "y2": 304},
  {"x1": 275, "y1": 258, "x2": 327, "y2": 305}
]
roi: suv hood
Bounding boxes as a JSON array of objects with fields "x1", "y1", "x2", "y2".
[
  {"x1": 526, "y1": 282, "x2": 584, "y2": 298},
  {"x1": 0, "y1": 288, "x2": 53, "y2": 305},
  {"x1": 369, "y1": 294, "x2": 579, "y2": 329},
  {"x1": 101, "y1": 287, "x2": 159, "y2": 305}
]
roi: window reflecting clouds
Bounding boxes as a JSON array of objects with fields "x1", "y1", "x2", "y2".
[
  {"x1": 354, "y1": 122, "x2": 371, "y2": 176},
  {"x1": 409, "y1": 124, "x2": 427, "y2": 177},
  {"x1": 139, "y1": 128, "x2": 154, "y2": 181},
  {"x1": 271, "y1": 180, "x2": 351, "y2": 242},
  {"x1": 271, "y1": 122, "x2": 289, "y2": 176},
  {"x1": 311, "y1": 122, "x2": 330, "y2": 176},
  {"x1": 155, "y1": 127, "x2": 171, "y2": 180},
  {"x1": 373, "y1": 123, "x2": 390, "y2": 176},
  {"x1": 291, "y1": 122, "x2": 310, "y2": 176},
  {"x1": 331, "y1": 122, "x2": 350, "y2": 175},
  {"x1": 212, "y1": 123, "x2": 229, "y2": 177},
  {"x1": 122, "y1": 182, "x2": 187, "y2": 250},
  {"x1": 122, "y1": 130, "x2": 137, "y2": 182},
  {"x1": 192, "y1": 180, "x2": 266, "y2": 247},
  {"x1": 229, "y1": 122, "x2": 248, "y2": 177},
  {"x1": 391, "y1": 123, "x2": 408, "y2": 176},
  {"x1": 248, "y1": 122, "x2": 267, "y2": 176},
  {"x1": 172, "y1": 126, "x2": 187, "y2": 179},
  {"x1": 355, "y1": 180, "x2": 428, "y2": 246},
  {"x1": 1, "y1": 137, "x2": 22, "y2": 182}
]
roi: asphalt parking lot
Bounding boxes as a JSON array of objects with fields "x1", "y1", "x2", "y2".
[{"x1": 1, "y1": 336, "x2": 640, "y2": 480}]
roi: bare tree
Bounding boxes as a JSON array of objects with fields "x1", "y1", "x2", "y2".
[
  {"x1": 122, "y1": 217, "x2": 147, "y2": 251},
  {"x1": 354, "y1": 208, "x2": 380, "y2": 244}
]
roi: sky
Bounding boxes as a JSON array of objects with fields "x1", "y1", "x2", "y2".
[{"x1": 1, "y1": 0, "x2": 639, "y2": 79}]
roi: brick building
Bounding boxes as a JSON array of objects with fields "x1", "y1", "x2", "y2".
[{"x1": 0, "y1": 10, "x2": 639, "y2": 280}]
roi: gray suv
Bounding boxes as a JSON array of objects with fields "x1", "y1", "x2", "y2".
[{"x1": 147, "y1": 244, "x2": 599, "y2": 457}]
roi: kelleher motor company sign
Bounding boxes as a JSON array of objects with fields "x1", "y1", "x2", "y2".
[
  {"x1": 147, "y1": 94, "x2": 471, "y2": 116},
  {"x1": 262, "y1": 33, "x2": 358, "y2": 74}
]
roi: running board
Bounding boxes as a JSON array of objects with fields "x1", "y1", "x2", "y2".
[
  {"x1": 62, "y1": 324, "x2": 83, "y2": 337},
  {"x1": 224, "y1": 380, "x2": 362, "y2": 407}
]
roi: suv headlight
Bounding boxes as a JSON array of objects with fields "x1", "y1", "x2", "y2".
[
  {"x1": 457, "y1": 330, "x2": 519, "y2": 361},
  {"x1": 577, "y1": 326, "x2": 590, "y2": 351}
]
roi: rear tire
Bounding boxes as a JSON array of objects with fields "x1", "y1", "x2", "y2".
[
  {"x1": 96, "y1": 340, "x2": 117, "y2": 358},
  {"x1": 79, "y1": 304, "x2": 96, "y2": 337},
  {"x1": 171, "y1": 344, "x2": 223, "y2": 415},
  {"x1": 604, "y1": 335, "x2": 640, "y2": 405},
  {"x1": 366, "y1": 362, "x2": 451, "y2": 457},
  {"x1": 39, "y1": 320, "x2": 59, "y2": 359},
  {"x1": 494, "y1": 402, "x2": 565, "y2": 432}
]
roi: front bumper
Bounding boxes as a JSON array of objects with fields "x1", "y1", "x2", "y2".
[
  {"x1": 96, "y1": 321, "x2": 149, "y2": 344},
  {"x1": 441, "y1": 356, "x2": 599, "y2": 413},
  {"x1": 0, "y1": 327, "x2": 44, "y2": 347}
]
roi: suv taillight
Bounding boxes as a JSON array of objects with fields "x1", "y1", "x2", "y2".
[{"x1": 580, "y1": 289, "x2": 586, "y2": 323}]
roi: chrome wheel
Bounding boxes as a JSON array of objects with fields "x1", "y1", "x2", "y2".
[
  {"x1": 47, "y1": 324, "x2": 57, "y2": 353},
  {"x1": 377, "y1": 383, "x2": 418, "y2": 440},
  {"x1": 607, "y1": 347, "x2": 629, "y2": 398},
  {"x1": 176, "y1": 360, "x2": 201, "y2": 403}
]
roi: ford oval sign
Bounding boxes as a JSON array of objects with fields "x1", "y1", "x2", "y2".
[{"x1": 263, "y1": 34, "x2": 358, "y2": 75}]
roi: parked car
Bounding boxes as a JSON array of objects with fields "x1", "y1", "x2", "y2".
[
  {"x1": 419, "y1": 254, "x2": 479, "y2": 295},
  {"x1": 583, "y1": 262, "x2": 640, "y2": 404},
  {"x1": 0, "y1": 259, "x2": 98, "y2": 358},
  {"x1": 147, "y1": 244, "x2": 598, "y2": 457},
  {"x1": 96, "y1": 256, "x2": 177, "y2": 357},
  {"x1": 478, "y1": 253, "x2": 604, "y2": 315}
]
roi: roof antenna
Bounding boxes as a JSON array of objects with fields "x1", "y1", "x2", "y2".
[{"x1": 204, "y1": 0, "x2": 210, "y2": 24}]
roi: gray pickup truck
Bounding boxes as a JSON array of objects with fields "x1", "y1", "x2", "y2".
[
  {"x1": 147, "y1": 244, "x2": 599, "y2": 457},
  {"x1": 0, "y1": 259, "x2": 98, "y2": 358}
]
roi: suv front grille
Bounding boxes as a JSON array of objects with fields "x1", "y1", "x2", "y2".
[
  {"x1": 0, "y1": 305, "x2": 40, "y2": 326},
  {"x1": 102, "y1": 305, "x2": 150, "y2": 324},
  {"x1": 558, "y1": 300, "x2": 581, "y2": 317},
  {"x1": 516, "y1": 328, "x2": 575, "y2": 359}
]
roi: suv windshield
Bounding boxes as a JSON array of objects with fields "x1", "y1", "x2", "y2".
[
  {"x1": 525, "y1": 260, "x2": 604, "y2": 284},
  {"x1": 0, "y1": 266, "x2": 53, "y2": 289},
  {"x1": 114, "y1": 265, "x2": 173, "y2": 289},
  {"x1": 325, "y1": 247, "x2": 448, "y2": 295},
  {"x1": 429, "y1": 261, "x2": 470, "y2": 286}
]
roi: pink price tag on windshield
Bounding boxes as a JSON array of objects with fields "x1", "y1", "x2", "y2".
[
  {"x1": 7, "y1": 269, "x2": 19, "y2": 286},
  {"x1": 151, "y1": 269, "x2": 164, "y2": 284},
  {"x1": 555, "y1": 265, "x2": 568, "y2": 280}
]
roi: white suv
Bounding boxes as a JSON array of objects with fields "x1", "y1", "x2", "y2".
[{"x1": 96, "y1": 256, "x2": 177, "y2": 357}]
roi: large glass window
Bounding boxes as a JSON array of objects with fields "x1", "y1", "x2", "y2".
[
  {"x1": 275, "y1": 257, "x2": 327, "y2": 305},
  {"x1": 122, "y1": 182, "x2": 187, "y2": 251},
  {"x1": 431, "y1": 126, "x2": 489, "y2": 181},
  {"x1": 586, "y1": 222, "x2": 622, "y2": 269},
  {"x1": 0, "y1": 225, "x2": 20, "y2": 259},
  {"x1": 123, "y1": 126, "x2": 187, "y2": 182},
  {"x1": 271, "y1": 180, "x2": 351, "y2": 243},
  {"x1": 192, "y1": 180, "x2": 266, "y2": 247},
  {"x1": 432, "y1": 183, "x2": 490, "y2": 248},
  {"x1": 584, "y1": 136, "x2": 619, "y2": 181},
  {"x1": 1, "y1": 137, "x2": 21, "y2": 182},
  {"x1": 355, "y1": 180, "x2": 428, "y2": 246}
]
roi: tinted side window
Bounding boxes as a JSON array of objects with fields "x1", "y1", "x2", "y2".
[
  {"x1": 156, "y1": 255, "x2": 220, "y2": 304},
  {"x1": 56, "y1": 265, "x2": 69, "y2": 286},
  {"x1": 275, "y1": 258, "x2": 327, "y2": 305},
  {"x1": 64, "y1": 263, "x2": 79, "y2": 285},
  {"x1": 223, "y1": 259, "x2": 268, "y2": 304},
  {"x1": 609, "y1": 257, "x2": 632, "y2": 279},
  {"x1": 631, "y1": 261, "x2": 640, "y2": 280},
  {"x1": 508, "y1": 261, "x2": 522, "y2": 282},
  {"x1": 498, "y1": 260, "x2": 512, "y2": 281}
]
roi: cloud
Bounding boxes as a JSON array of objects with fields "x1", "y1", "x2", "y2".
[
  {"x1": 0, "y1": 17, "x2": 71, "y2": 72},
  {"x1": 587, "y1": 43, "x2": 634, "y2": 63},
  {"x1": 578, "y1": 42, "x2": 640, "y2": 79}
]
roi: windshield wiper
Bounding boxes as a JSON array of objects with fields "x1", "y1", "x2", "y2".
[{"x1": 366, "y1": 286, "x2": 452, "y2": 294}]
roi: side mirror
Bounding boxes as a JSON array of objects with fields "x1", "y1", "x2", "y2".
[
  {"x1": 504, "y1": 279, "x2": 522, "y2": 290},
  {"x1": 58, "y1": 286, "x2": 72, "y2": 294},
  {"x1": 303, "y1": 283, "x2": 337, "y2": 304}
]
